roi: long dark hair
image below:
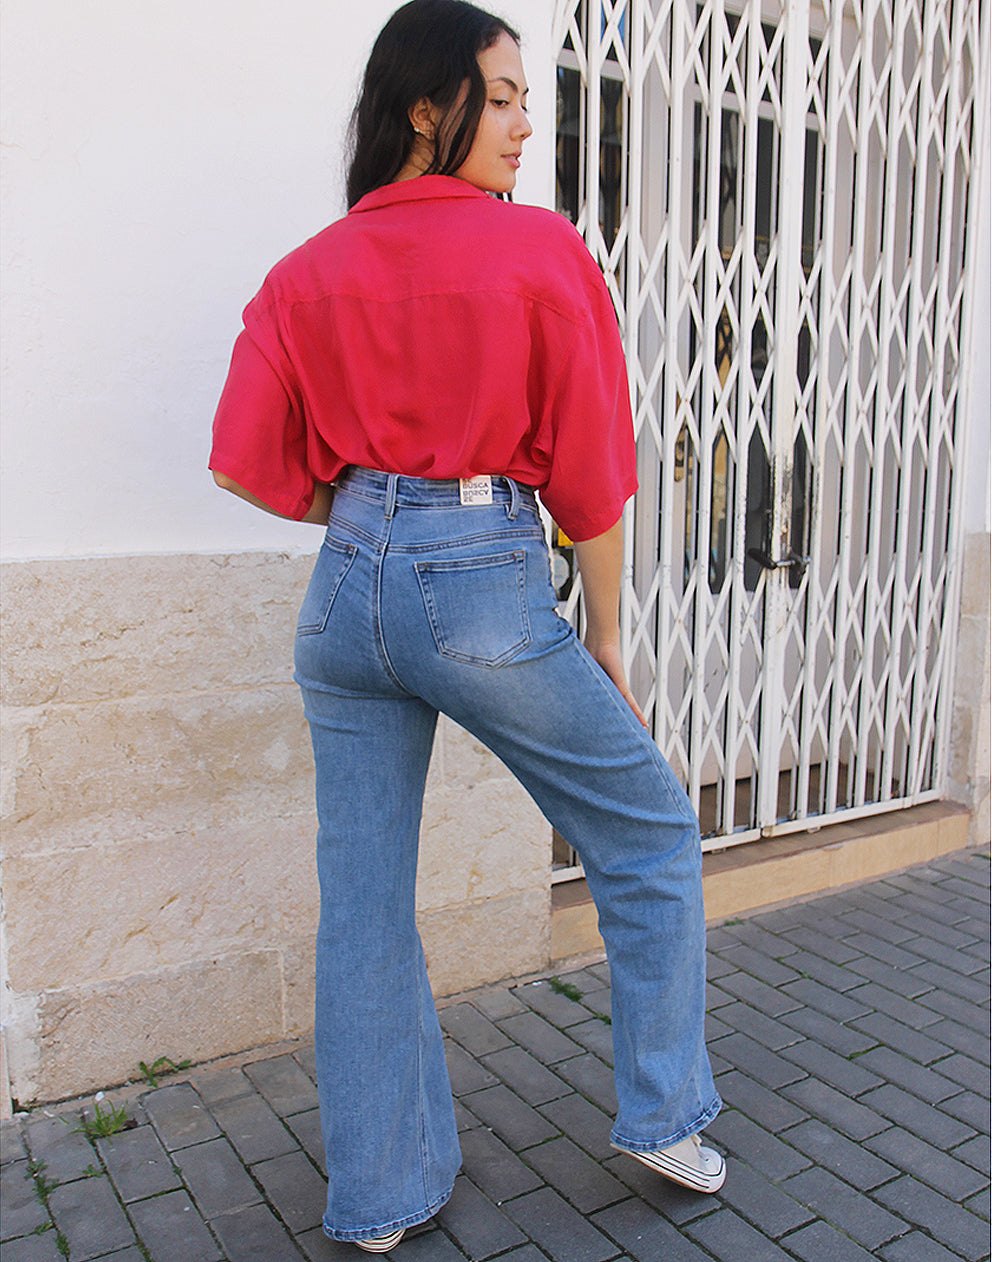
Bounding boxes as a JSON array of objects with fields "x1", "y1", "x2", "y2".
[{"x1": 346, "y1": 0, "x2": 520, "y2": 208}]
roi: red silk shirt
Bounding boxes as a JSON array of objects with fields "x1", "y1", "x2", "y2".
[{"x1": 209, "y1": 175, "x2": 637, "y2": 541}]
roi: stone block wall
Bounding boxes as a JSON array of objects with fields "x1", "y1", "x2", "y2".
[{"x1": 0, "y1": 552, "x2": 550, "y2": 1105}]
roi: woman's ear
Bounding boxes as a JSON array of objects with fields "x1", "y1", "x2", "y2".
[{"x1": 407, "y1": 97, "x2": 437, "y2": 141}]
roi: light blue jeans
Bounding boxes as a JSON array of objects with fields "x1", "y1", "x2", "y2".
[{"x1": 294, "y1": 467, "x2": 720, "y2": 1242}]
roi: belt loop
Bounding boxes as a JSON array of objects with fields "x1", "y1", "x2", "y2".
[
  {"x1": 384, "y1": 473, "x2": 399, "y2": 519},
  {"x1": 504, "y1": 476, "x2": 520, "y2": 520}
]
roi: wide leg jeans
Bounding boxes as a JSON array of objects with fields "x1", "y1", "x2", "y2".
[{"x1": 293, "y1": 467, "x2": 720, "y2": 1242}]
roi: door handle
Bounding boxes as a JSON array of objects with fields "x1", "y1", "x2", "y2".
[{"x1": 747, "y1": 548, "x2": 810, "y2": 576}]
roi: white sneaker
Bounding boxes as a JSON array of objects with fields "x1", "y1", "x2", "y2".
[
  {"x1": 355, "y1": 1227, "x2": 405, "y2": 1253},
  {"x1": 612, "y1": 1133, "x2": 726, "y2": 1193}
]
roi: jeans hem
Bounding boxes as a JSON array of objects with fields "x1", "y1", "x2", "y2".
[
  {"x1": 609, "y1": 1093, "x2": 723, "y2": 1153},
  {"x1": 321, "y1": 1181, "x2": 455, "y2": 1242}
]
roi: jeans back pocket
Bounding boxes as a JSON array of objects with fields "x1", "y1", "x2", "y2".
[
  {"x1": 415, "y1": 550, "x2": 531, "y2": 667},
  {"x1": 296, "y1": 538, "x2": 357, "y2": 635}
]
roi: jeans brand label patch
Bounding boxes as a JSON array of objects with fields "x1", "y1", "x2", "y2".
[{"x1": 459, "y1": 475, "x2": 493, "y2": 506}]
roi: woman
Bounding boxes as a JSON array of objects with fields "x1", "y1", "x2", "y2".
[{"x1": 211, "y1": 0, "x2": 723, "y2": 1250}]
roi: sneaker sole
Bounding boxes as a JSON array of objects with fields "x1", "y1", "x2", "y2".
[
  {"x1": 612, "y1": 1143, "x2": 726, "y2": 1194},
  {"x1": 355, "y1": 1228, "x2": 405, "y2": 1252}
]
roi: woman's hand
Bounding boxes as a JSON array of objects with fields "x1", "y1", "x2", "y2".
[
  {"x1": 584, "y1": 638, "x2": 649, "y2": 728},
  {"x1": 573, "y1": 519, "x2": 649, "y2": 727}
]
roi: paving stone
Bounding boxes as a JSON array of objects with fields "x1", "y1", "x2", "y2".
[
  {"x1": 775, "y1": 1006, "x2": 877, "y2": 1058},
  {"x1": 710, "y1": 970, "x2": 803, "y2": 1017},
  {"x1": 522, "y1": 1136, "x2": 628, "y2": 1214},
  {"x1": 578, "y1": 987, "x2": 612, "y2": 1021},
  {"x1": 244, "y1": 1054, "x2": 320, "y2": 1117},
  {"x1": 0, "y1": 1233, "x2": 64, "y2": 1262},
  {"x1": 781, "y1": 1079, "x2": 889, "y2": 1141},
  {"x1": 780, "y1": 1118, "x2": 897, "y2": 1190},
  {"x1": 844, "y1": 952, "x2": 939, "y2": 998},
  {"x1": 866, "y1": 1124, "x2": 988, "y2": 1200},
  {"x1": 933, "y1": 1052, "x2": 990, "y2": 1096},
  {"x1": 128, "y1": 1188, "x2": 222, "y2": 1261},
  {"x1": 460, "y1": 1084, "x2": 558, "y2": 1150},
  {"x1": 294, "y1": 1044, "x2": 318, "y2": 1082},
  {"x1": 601, "y1": 1153, "x2": 714, "y2": 1225},
  {"x1": 97, "y1": 1124, "x2": 181, "y2": 1201},
  {"x1": 937, "y1": 1090, "x2": 990, "y2": 1133},
  {"x1": 706, "y1": 1032, "x2": 808, "y2": 1090},
  {"x1": 553, "y1": 1053, "x2": 618, "y2": 1115},
  {"x1": 779, "y1": 1039, "x2": 885, "y2": 1095},
  {"x1": 498, "y1": 1011, "x2": 584, "y2": 1064},
  {"x1": 502, "y1": 1187, "x2": 620, "y2": 1262},
  {"x1": 191, "y1": 1064, "x2": 258, "y2": 1107},
  {"x1": 142, "y1": 1083, "x2": 221, "y2": 1151},
  {"x1": 446, "y1": 1041, "x2": 499, "y2": 1096},
  {"x1": 439, "y1": 1004, "x2": 513, "y2": 1057},
  {"x1": 910, "y1": 960, "x2": 991, "y2": 1006},
  {"x1": 1, "y1": 1159, "x2": 49, "y2": 1240},
  {"x1": 395, "y1": 1228, "x2": 486, "y2": 1261},
  {"x1": 479, "y1": 1046, "x2": 571, "y2": 1106},
  {"x1": 556, "y1": 966, "x2": 609, "y2": 994},
  {"x1": 466, "y1": 987, "x2": 527, "y2": 1023},
  {"x1": 455, "y1": 1099, "x2": 480, "y2": 1133},
  {"x1": 22, "y1": 1113, "x2": 97, "y2": 1183},
  {"x1": 780, "y1": 949, "x2": 867, "y2": 993},
  {"x1": 879, "y1": 1229, "x2": 985, "y2": 1262},
  {"x1": 457, "y1": 1125, "x2": 543, "y2": 1202},
  {"x1": 717, "y1": 944, "x2": 802, "y2": 987},
  {"x1": 779, "y1": 925, "x2": 863, "y2": 964},
  {"x1": 283, "y1": 1106, "x2": 327, "y2": 1172},
  {"x1": 513, "y1": 979, "x2": 595, "y2": 1028},
  {"x1": 782, "y1": 1220, "x2": 883, "y2": 1262},
  {"x1": 715, "y1": 1159, "x2": 816, "y2": 1237},
  {"x1": 210, "y1": 1201, "x2": 305, "y2": 1261},
  {"x1": 250, "y1": 1150, "x2": 327, "y2": 1235},
  {"x1": 707, "y1": 1109, "x2": 810, "y2": 1180},
  {"x1": 918, "y1": 1014, "x2": 989, "y2": 1065},
  {"x1": 706, "y1": 1011, "x2": 735, "y2": 1042},
  {"x1": 858, "y1": 1084, "x2": 977, "y2": 1150},
  {"x1": 850, "y1": 1012, "x2": 954, "y2": 1064},
  {"x1": 845, "y1": 986, "x2": 946, "y2": 1040},
  {"x1": 839, "y1": 911, "x2": 921, "y2": 947},
  {"x1": 952, "y1": 1132, "x2": 992, "y2": 1176},
  {"x1": 721, "y1": 919, "x2": 799, "y2": 961},
  {"x1": 889, "y1": 890, "x2": 975, "y2": 926},
  {"x1": 566, "y1": 1018, "x2": 615, "y2": 1065},
  {"x1": 874, "y1": 1175, "x2": 991, "y2": 1261},
  {"x1": 537, "y1": 1093, "x2": 615, "y2": 1161},
  {"x1": 208, "y1": 1092, "x2": 299, "y2": 1164},
  {"x1": 715, "y1": 1070, "x2": 809, "y2": 1132},
  {"x1": 706, "y1": 979, "x2": 736, "y2": 1010},
  {"x1": 436, "y1": 1173, "x2": 525, "y2": 1258},
  {"x1": 780, "y1": 978, "x2": 873, "y2": 1023},
  {"x1": 717, "y1": 1001, "x2": 803, "y2": 1051},
  {"x1": 916, "y1": 986, "x2": 992, "y2": 1033},
  {"x1": 778, "y1": 1167, "x2": 908, "y2": 1252},
  {"x1": 592, "y1": 1197, "x2": 716, "y2": 1261},
  {"x1": 906, "y1": 927, "x2": 988, "y2": 971},
  {"x1": 1, "y1": 1120, "x2": 27, "y2": 1165},
  {"x1": 173, "y1": 1136, "x2": 263, "y2": 1219},
  {"x1": 855, "y1": 1046, "x2": 964, "y2": 1104},
  {"x1": 685, "y1": 1207, "x2": 797, "y2": 1261},
  {"x1": 48, "y1": 1175, "x2": 137, "y2": 1259}
]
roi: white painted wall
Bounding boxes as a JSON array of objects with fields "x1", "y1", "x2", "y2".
[{"x1": 0, "y1": 0, "x2": 555, "y2": 561}]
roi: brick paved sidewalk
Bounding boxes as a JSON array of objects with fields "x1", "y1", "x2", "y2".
[{"x1": 2, "y1": 848, "x2": 989, "y2": 1262}]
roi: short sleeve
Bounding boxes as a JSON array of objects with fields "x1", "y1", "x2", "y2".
[
  {"x1": 208, "y1": 329, "x2": 315, "y2": 519},
  {"x1": 537, "y1": 271, "x2": 638, "y2": 541}
]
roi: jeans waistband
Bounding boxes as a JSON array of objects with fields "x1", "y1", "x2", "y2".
[{"x1": 336, "y1": 466, "x2": 538, "y2": 520}]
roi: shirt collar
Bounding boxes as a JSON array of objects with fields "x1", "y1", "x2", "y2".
[{"x1": 350, "y1": 175, "x2": 493, "y2": 214}]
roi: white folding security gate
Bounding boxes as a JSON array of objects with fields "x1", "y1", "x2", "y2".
[{"x1": 552, "y1": 0, "x2": 985, "y2": 851}]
